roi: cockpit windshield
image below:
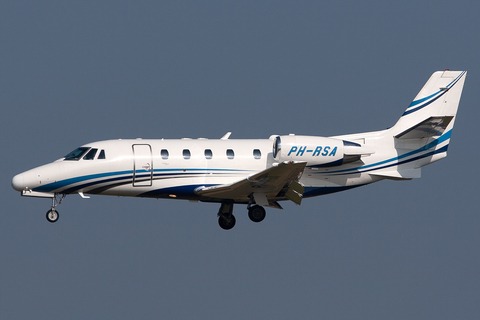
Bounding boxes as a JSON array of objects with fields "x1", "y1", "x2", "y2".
[{"x1": 64, "y1": 147, "x2": 90, "y2": 160}]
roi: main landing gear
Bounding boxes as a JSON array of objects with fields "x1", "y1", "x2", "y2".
[
  {"x1": 217, "y1": 203, "x2": 235, "y2": 230},
  {"x1": 217, "y1": 203, "x2": 267, "y2": 230},
  {"x1": 248, "y1": 205, "x2": 266, "y2": 223},
  {"x1": 46, "y1": 193, "x2": 66, "y2": 223}
]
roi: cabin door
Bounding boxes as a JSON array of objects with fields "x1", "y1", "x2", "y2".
[{"x1": 133, "y1": 144, "x2": 153, "y2": 187}]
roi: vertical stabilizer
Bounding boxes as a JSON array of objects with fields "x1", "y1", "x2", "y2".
[
  {"x1": 391, "y1": 70, "x2": 466, "y2": 138},
  {"x1": 387, "y1": 70, "x2": 466, "y2": 172},
  {"x1": 368, "y1": 70, "x2": 466, "y2": 179}
]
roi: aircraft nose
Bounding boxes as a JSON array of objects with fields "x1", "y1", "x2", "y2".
[{"x1": 12, "y1": 173, "x2": 25, "y2": 191}]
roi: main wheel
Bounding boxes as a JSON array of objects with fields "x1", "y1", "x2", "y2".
[
  {"x1": 248, "y1": 205, "x2": 266, "y2": 223},
  {"x1": 218, "y1": 214, "x2": 236, "y2": 230},
  {"x1": 46, "y1": 209, "x2": 59, "y2": 223}
]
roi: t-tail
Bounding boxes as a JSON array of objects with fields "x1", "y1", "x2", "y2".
[
  {"x1": 339, "y1": 70, "x2": 467, "y2": 180},
  {"x1": 385, "y1": 70, "x2": 466, "y2": 177},
  {"x1": 391, "y1": 70, "x2": 466, "y2": 139},
  {"x1": 392, "y1": 70, "x2": 465, "y2": 157}
]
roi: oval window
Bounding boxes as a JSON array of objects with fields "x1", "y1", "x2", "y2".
[
  {"x1": 205, "y1": 149, "x2": 213, "y2": 159},
  {"x1": 161, "y1": 149, "x2": 169, "y2": 159}
]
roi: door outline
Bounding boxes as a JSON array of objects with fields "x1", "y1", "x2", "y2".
[{"x1": 133, "y1": 144, "x2": 153, "y2": 187}]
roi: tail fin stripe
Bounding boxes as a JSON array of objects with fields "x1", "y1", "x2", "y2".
[
  {"x1": 408, "y1": 90, "x2": 442, "y2": 108},
  {"x1": 402, "y1": 71, "x2": 466, "y2": 116},
  {"x1": 402, "y1": 91, "x2": 446, "y2": 116}
]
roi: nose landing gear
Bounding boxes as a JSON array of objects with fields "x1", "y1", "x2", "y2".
[{"x1": 46, "y1": 193, "x2": 66, "y2": 223}]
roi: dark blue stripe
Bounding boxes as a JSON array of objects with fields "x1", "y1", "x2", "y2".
[
  {"x1": 402, "y1": 90, "x2": 447, "y2": 116},
  {"x1": 33, "y1": 170, "x2": 132, "y2": 192},
  {"x1": 137, "y1": 184, "x2": 216, "y2": 198},
  {"x1": 402, "y1": 71, "x2": 465, "y2": 116},
  {"x1": 33, "y1": 168, "x2": 247, "y2": 193}
]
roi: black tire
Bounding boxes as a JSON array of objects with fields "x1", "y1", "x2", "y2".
[
  {"x1": 248, "y1": 205, "x2": 266, "y2": 223},
  {"x1": 46, "y1": 209, "x2": 59, "y2": 223},
  {"x1": 218, "y1": 214, "x2": 236, "y2": 230}
]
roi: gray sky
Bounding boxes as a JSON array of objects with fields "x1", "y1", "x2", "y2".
[{"x1": 1, "y1": 1, "x2": 479, "y2": 319}]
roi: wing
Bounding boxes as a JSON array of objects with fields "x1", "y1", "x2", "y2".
[{"x1": 194, "y1": 161, "x2": 307, "y2": 206}]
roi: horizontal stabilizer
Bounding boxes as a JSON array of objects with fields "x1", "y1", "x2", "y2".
[
  {"x1": 370, "y1": 169, "x2": 421, "y2": 180},
  {"x1": 395, "y1": 116, "x2": 453, "y2": 139}
]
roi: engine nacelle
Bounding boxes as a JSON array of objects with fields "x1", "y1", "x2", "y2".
[
  {"x1": 272, "y1": 135, "x2": 374, "y2": 167},
  {"x1": 273, "y1": 135, "x2": 344, "y2": 167}
]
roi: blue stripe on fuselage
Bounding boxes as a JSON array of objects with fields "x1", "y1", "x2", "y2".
[
  {"x1": 33, "y1": 168, "x2": 247, "y2": 194},
  {"x1": 322, "y1": 130, "x2": 451, "y2": 176}
]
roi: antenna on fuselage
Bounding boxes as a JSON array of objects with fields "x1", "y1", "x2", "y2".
[{"x1": 221, "y1": 132, "x2": 232, "y2": 140}]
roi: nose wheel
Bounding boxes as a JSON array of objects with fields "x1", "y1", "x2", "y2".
[
  {"x1": 46, "y1": 209, "x2": 59, "y2": 223},
  {"x1": 45, "y1": 193, "x2": 65, "y2": 223}
]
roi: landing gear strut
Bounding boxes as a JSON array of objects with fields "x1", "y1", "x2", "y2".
[
  {"x1": 46, "y1": 193, "x2": 66, "y2": 223},
  {"x1": 217, "y1": 202, "x2": 236, "y2": 230}
]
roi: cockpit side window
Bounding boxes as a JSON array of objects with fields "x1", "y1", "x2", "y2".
[
  {"x1": 98, "y1": 150, "x2": 106, "y2": 159},
  {"x1": 64, "y1": 147, "x2": 90, "y2": 161},
  {"x1": 83, "y1": 148, "x2": 98, "y2": 160}
]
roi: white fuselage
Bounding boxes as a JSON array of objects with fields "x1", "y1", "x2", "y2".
[{"x1": 12, "y1": 135, "x2": 385, "y2": 203}]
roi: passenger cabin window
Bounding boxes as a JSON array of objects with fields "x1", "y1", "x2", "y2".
[
  {"x1": 64, "y1": 147, "x2": 90, "y2": 161},
  {"x1": 205, "y1": 149, "x2": 213, "y2": 159},
  {"x1": 98, "y1": 150, "x2": 106, "y2": 159},
  {"x1": 253, "y1": 149, "x2": 261, "y2": 159},
  {"x1": 183, "y1": 149, "x2": 191, "y2": 159},
  {"x1": 226, "y1": 149, "x2": 234, "y2": 159},
  {"x1": 161, "y1": 149, "x2": 169, "y2": 159},
  {"x1": 83, "y1": 148, "x2": 98, "y2": 160}
]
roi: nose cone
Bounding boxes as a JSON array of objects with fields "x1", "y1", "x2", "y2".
[{"x1": 12, "y1": 173, "x2": 25, "y2": 191}]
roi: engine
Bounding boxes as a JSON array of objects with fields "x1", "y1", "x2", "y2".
[{"x1": 273, "y1": 135, "x2": 374, "y2": 167}]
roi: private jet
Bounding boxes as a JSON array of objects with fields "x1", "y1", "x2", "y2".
[{"x1": 12, "y1": 70, "x2": 467, "y2": 229}]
